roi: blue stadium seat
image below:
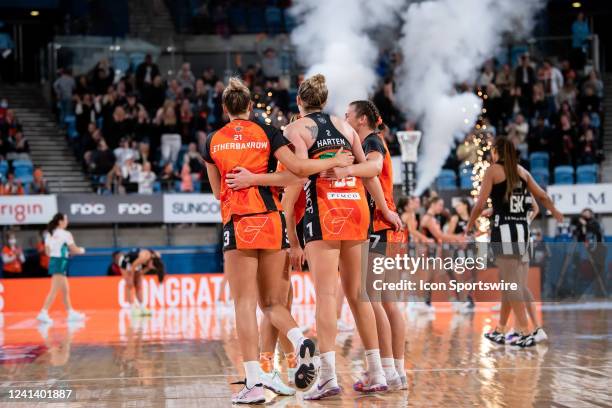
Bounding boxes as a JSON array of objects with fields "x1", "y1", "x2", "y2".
[
  {"x1": 17, "y1": 174, "x2": 33, "y2": 185},
  {"x1": 228, "y1": 6, "x2": 248, "y2": 33},
  {"x1": 13, "y1": 159, "x2": 33, "y2": 172},
  {"x1": 64, "y1": 114, "x2": 76, "y2": 128},
  {"x1": 153, "y1": 181, "x2": 161, "y2": 193},
  {"x1": 436, "y1": 169, "x2": 457, "y2": 191},
  {"x1": 554, "y1": 165, "x2": 574, "y2": 185},
  {"x1": 458, "y1": 163, "x2": 473, "y2": 189},
  {"x1": 283, "y1": 9, "x2": 297, "y2": 32},
  {"x1": 247, "y1": 7, "x2": 266, "y2": 33},
  {"x1": 0, "y1": 161, "x2": 8, "y2": 178},
  {"x1": 113, "y1": 52, "x2": 130, "y2": 73},
  {"x1": 265, "y1": 6, "x2": 282, "y2": 34},
  {"x1": 529, "y1": 152, "x2": 549, "y2": 171},
  {"x1": 531, "y1": 167, "x2": 549, "y2": 187},
  {"x1": 576, "y1": 164, "x2": 597, "y2": 184}
]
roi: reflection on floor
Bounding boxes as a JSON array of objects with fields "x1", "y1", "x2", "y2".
[{"x1": 0, "y1": 303, "x2": 611, "y2": 407}]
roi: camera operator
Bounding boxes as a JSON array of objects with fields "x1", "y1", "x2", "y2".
[{"x1": 570, "y1": 208, "x2": 603, "y2": 243}]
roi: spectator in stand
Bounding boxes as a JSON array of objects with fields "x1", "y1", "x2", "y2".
[
  {"x1": 515, "y1": 54, "x2": 536, "y2": 101},
  {"x1": 7, "y1": 130, "x2": 30, "y2": 161},
  {"x1": 123, "y1": 92, "x2": 142, "y2": 122},
  {"x1": 1, "y1": 109, "x2": 20, "y2": 139},
  {"x1": 135, "y1": 54, "x2": 160, "y2": 94},
  {"x1": 477, "y1": 60, "x2": 495, "y2": 87},
  {"x1": 90, "y1": 58, "x2": 115, "y2": 95},
  {"x1": 157, "y1": 104, "x2": 182, "y2": 167},
  {"x1": 483, "y1": 83, "x2": 502, "y2": 128},
  {"x1": 494, "y1": 63, "x2": 514, "y2": 93},
  {"x1": 558, "y1": 101, "x2": 577, "y2": 126},
  {"x1": 178, "y1": 99, "x2": 194, "y2": 144},
  {"x1": 571, "y1": 12, "x2": 590, "y2": 51},
  {"x1": 166, "y1": 79, "x2": 183, "y2": 101},
  {"x1": 107, "y1": 251, "x2": 122, "y2": 276},
  {"x1": 579, "y1": 112, "x2": 598, "y2": 141},
  {"x1": 571, "y1": 208, "x2": 602, "y2": 242},
  {"x1": 552, "y1": 113, "x2": 576, "y2": 166},
  {"x1": 373, "y1": 77, "x2": 403, "y2": 130},
  {"x1": 180, "y1": 162, "x2": 193, "y2": 192},
  {"x1": 558, "y1": 76, "x2": 578, "y2": 109},
  {"x1": 583, "y1": 69, "x2": 604, "y2": 99},
  {"x1": 120, "y1": 156, "x2": 142, "y2": 193},
  {"x1": 1, "y1": 173, "x2": 24, "y2": 195},
  {"x1": 75, "y1": 74, "x2": 91, "y2": 96},
  {"x1": 53, "y1": 68, "x2": 76, "y2": 123},
  {"x1": 530, "y1": 82, "x2": 552, "y2": 121},
  {"x1": 176, "y1": 62, "x2": 196, "y2": 93},
  {"x1": 159, "y1": 162, "x2": 179, "y2": 192},
  {"x1": 30, "y1": 167, "x2": 49, "y2": 194},
  {"x1": 82, "y1": 127, "x2": 103, "y2": 164},
  {"x1": 578, "y1": 85, "x2": 600, "y2": 118},
  {"x1": 113, "y1": 137, "x2": 137, "y2": 167},
  {"x1": 142, "y1": 74, "x2": 167, "y2": 116},
  {"x1": 541, "y1": 59, "x2": 563, "y2": 110},
  {"x1": 256, "y1": 36, "x2": 282, "y2": 81},
  {"x1": 104, "y1": 106, "x2": 132, "y2": 149},
  {"x1": 183, "y1": 142, "x2": 204, "y2": 177},
  {"x1": 89, "y1": 140, "x2": 116, "y2": 176},
  {"x1": 75, "y1": 93, "x2": 100, "y2": 137},
  {"x1": 37, "y1": 230, "x2": 50, "y2": 275},
  {"x1": 208, "y1": 81, "x2": 225, "y2": 130},
  {"x1": 2, "y1": 233, "x2": 25, "y2": 277},
  {"x1": 138, "y1": 161, "x2": 156, "y2": 194},
  {"x1": 506, "y1": 113, "x2": 529, "y2": 156},
  {"x1": 202, "y1": 67, "x2": 218, "y2": 87},
  {"x1": 0, "y1": 137, "x2": 8, "y2": 160},
  {"x1": 577, "y1": 128, "x2": 600, "y2": 165},
  {"x1": 528, "y1": 116, "x2": 552, "y2": 154}
]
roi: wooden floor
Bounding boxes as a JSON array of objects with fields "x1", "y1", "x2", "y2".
[{"x1": 0, "y1": 303, "x2": 610, "y2": 407}]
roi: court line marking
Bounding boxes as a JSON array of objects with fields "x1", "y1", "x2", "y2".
[{"x1": 3, "y1": 365, "x2": 611, "y2": 384}]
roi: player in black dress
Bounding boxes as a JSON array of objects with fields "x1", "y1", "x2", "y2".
[{"x1": 466, "y1": 138, "x2": 563, "y2": 348}]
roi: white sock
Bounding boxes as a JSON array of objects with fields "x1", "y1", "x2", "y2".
[
  {"x1": 394, "y1": 358, "x2": 405, "y2": 377},
  {"x1": 319, "y1": 351, "x2": 336, "y2": 381},
  {"x1": 286, "y1": 327, "x2": 303, "y2": 350},
  {"x1": 365, "y1": 349, "x2": 384, "y2": 376},
  {"x1": 244, "y1": 361, "x2": 261, "y2": 388},
  {"x1": 382, "y1": 357, "x2": 398, "y2": 380}
]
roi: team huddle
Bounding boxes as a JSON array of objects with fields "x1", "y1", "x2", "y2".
[{"x1": 202, "y1": 74, "x2": 564, "y2": 404}]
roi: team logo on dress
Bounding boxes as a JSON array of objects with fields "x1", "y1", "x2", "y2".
[
  {"x1": 234, "y1": 126, "x2": 243, "y2": 132},
  {"x1": 236, "y1": 215, "x2": 269, "y2": 243},
  {"x1": 322, "y1": 208, "x2": 353, "y2": 235},
  {"x1": 317, "y1": 116, "x2": 327, "y2": 124}
]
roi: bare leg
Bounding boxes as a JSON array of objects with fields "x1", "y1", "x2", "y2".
[
  {"x1": 42, "y1": 274, "x2": 63, "y2": 310},
  {"x1": 58, "y1": 276, "x2": 73, "y2": 310}
]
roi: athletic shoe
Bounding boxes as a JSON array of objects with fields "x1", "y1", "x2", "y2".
[
  {"x1": 303, "y1": 377, "x2": 341, "y2": 401},
  {"x1": 399, "y1": 375, "x2": 408, "y2": 390},
  {"x1": 260, "y1": 370, "x2": 295, "y2": 396},
  {"x1": 36, "y1": 310, "x2": 53, "y2": 324},
  {"x1": 287, "y1": 367, "x2": 297, "y2": 386},
  {"x1": 294, "y1": 338, "x2": 317, "y2": 390},
  {"x1": 484, "y1": 330, "x2": 505, "y2": 346},
  {"x1": 353, "y1": 372, "x2": 388, "y2": 393},
  {"x1": 510, "y1": 334, "x2": 536, "y2": 348},
  {"x1": 67, "y1": 309, "x2": 85, "y2": 321},
  {"x1": 386, "y1": 374, "x2": 403, "y2": 391},
  {"x1": 505, "y1": 330, "x2": 521, "y2": 343},
  {"x1": 230, "y1": 381, "x2": 265, "y2": 404},
  {"x1": 532, "y1": 327, "x2": 548, "y2": 343},
  {"x1": 337, "y1": 320, "x2": 354, "y2": 332}
]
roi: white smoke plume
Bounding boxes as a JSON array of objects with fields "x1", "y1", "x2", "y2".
[
  {"x1": 290, "y1": 0, "x2": 401, "y2": 116},
  {"x1": 396, "y1": 0, "x2": 544, "y2": 194}
]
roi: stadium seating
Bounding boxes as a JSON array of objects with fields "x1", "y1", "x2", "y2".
[
  {"x1": 576, "y1": 164, "x2": 598, "y2": 184},
  {"x1": 529, "y1": 152, "x2": 549, "y2": 171},
  {"x1": 554, "y1": 165, "x2": 574, "y2": 185},
  {"x1": 247, "y1": 7, "x2": 266, "y2": 33},
  {"x1": 459, "y1": 163, "x2": 473, "y2": 189},
  {"x1": 531, "y1": 167, "x2": 550, "y2": 187},
  {"x1": 265, "y1": 6, "x2": 283, "y2": 34},
  {"x1": 228, "y1": 6, "x2": 248, "y2": 33},
  {"x1": 436, "y1": 169, "x2": 457, "y2": 190}
]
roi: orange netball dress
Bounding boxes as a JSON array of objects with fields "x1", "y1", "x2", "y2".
[
  {"x1": 204, "y1": 119, "x2": 290, "y2": 251},
  {"x1": 302, "y1": 112, "x2": 369, "y2": 243},
  {"x1": 362, "y1": 133, "x2": 408, "y2": 253}
]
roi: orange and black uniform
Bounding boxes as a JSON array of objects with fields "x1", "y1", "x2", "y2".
[
  {"x1": 362, "y1": 133, "x2": 407, "y2": 255},
  {"x1": 203, "y1": 119, "x2": 290, "y2": 251},
  {"x1": 303, "y1": 112, "x2": 369, "y2": 243}
]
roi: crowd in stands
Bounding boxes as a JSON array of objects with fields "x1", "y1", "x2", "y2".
[
  {"x1": 56, "y1": 47, "x2": 291, "y2": 194},
  {"x1": 0, "y1": 99, "x2": 49, "y2": 195}
]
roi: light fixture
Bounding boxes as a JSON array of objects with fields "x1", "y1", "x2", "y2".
[
  {"x1": 572, "y1": 2, "x2": 581, "y2": 8},
  {"x1": 30, "y1": 10, "x2": 40, "y2": 16}
]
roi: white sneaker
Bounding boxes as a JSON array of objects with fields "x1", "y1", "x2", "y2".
[
  {"x1": 353, "y1": 371, "x2": 388, "y2": 393},
  {"x1": 260, "y1": 370, "x2": 295, "y2": 396},
  {"x1": 303, "y1": 377, "x2": 341, "y2": 401},
  {"x1": 287, "y1": 367, "x2": 297, "y2": 386},
  {"x1": 231, "y1": 382, "x2": 265, "y2": 404},
  {"x1": 532, "y1": 327, "x2": 548, "y2": 343},
  {"x1": 386, "y1": 373, "x2": 403, "y2": 391},
  {"x1": 67, "y1": 309, "x2": 85, "y2": 321},
  {"x1": 294, "y1": 338, "x2": 317, "y2": 390},
  {"x1": 36, "y1": 310, "x2": 53, "y2": 324},
  {"x1": 337, "y1": 320, "x2": 354, "y2": 332}
]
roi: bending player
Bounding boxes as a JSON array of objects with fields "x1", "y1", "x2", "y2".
[{"x1": 117, "y1": 248, "x2": 165, "y2": 316}]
